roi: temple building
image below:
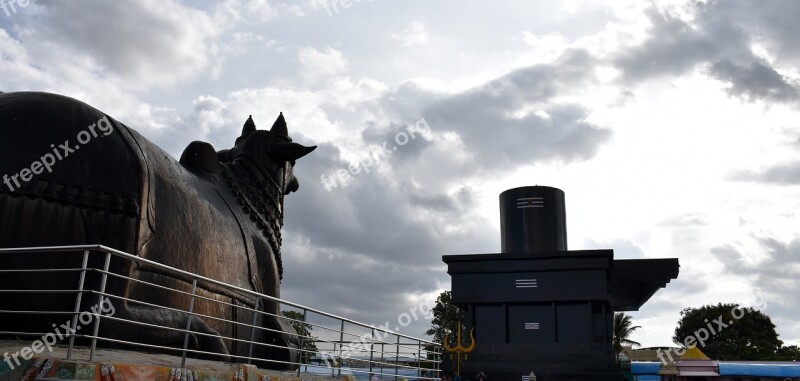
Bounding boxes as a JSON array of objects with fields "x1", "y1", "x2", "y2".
[{"x1": 442, "y1": 186, "x2": 680, "y2": 381}]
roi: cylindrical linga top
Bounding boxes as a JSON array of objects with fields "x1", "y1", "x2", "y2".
[{"x1": 500, "y1": 186, "x2": 567, "y2": 253}]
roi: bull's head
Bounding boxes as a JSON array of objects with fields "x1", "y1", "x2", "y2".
[{"x1": 227, "y1": 114, "x2": 316, "y2": 195}]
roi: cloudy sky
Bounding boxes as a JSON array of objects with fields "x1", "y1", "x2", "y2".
[{"x1": 1, "y1": 0, "x2": 799, "y2": 349}]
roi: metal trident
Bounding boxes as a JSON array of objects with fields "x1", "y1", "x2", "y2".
[{"x1": 443, "y1": 321, "x2": 475, "y2": 375}]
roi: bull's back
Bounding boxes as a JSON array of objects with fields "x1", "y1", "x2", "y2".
[{"x1": 0, "y1": 92, "x2": 144, "y2": 330}]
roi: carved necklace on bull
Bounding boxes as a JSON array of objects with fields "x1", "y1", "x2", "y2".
[
  {"x1": 221, "y1": 150, "x2": 287, "y2": 280},
  {"x1": 219, "y1": 114, "x2": 316, "y2": 282}
]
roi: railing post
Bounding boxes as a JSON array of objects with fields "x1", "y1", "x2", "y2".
[
  {"x1": 436, "y1": 345, "x2": 441, "y2": 377},
  {"x1": 89, "y1": 251, "x2": 111, "y2": 362},
  {"x1": 296, "y1": 308, "x2": 307, "y2": 376},
  {"x1": 331, "y1": 343, "x2": 337, "y2": 377},
  {"x1": 67, "y1": 250, "x2": 90, "y2": 360},
  {"x1": 181, "y1": 279, "x2": 198, "y2": 368},
  {"x1": 369, "y1": 328, "x2": 375, "y2": 378},
  {"x1": 248, "y1": 297, "x2": 262, "y2": 364},
  {"x1": 417, "y1": 341, "x2": 422, "y2": 379},
  {"x1": 394, "y1": 335, "x2": 400, "y2": 381},
  {"x1": 380, "y1": 342, "x2": 385, "y2": 377},
  {"x1": 337, "y1": 320, "x2": 345, "y2": 376}
]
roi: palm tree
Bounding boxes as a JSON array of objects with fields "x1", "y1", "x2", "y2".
[{"x1": 613, "y1": 313, "x2": 641, "y2": 354}]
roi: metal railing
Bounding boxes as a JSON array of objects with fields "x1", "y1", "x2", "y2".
[{"x1": 0, "y1": 245, "x2": 441, "y2": 380}]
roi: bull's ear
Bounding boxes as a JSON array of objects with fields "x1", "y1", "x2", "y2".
[
  {"x1": 271, "y1": 143, "x2": 316, "y2": 161},
  {"x1": 242, "y1": 115, "x2": 256, "y2": 136},
  {"x1": 270, "y1": 112, "x2": 289, "y2": 138}
]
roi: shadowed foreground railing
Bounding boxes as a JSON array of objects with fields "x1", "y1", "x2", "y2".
[{"x1": 0, "y1": 245, "x2": 441, "y2": 380}]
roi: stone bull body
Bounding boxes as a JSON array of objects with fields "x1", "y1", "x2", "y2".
[{"x1": 0, "y1": 92, "x2": 316, "y2": 367}]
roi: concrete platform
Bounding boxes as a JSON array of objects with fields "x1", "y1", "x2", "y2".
[{"x1": 0, "y1": 340, "x2": 355, "y2": 381}]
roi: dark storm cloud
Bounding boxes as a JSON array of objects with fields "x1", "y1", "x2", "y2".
[
  {"x1": 711, "y1": 1, "x2": 800, "y2": 63},
  {"x1": 711, "y1": 237, "x2": 800, "y2": 339},
  {"x1": 708, "y1": 60, "x2": 799, "y2": 103},
  {"x1": 614, "y1": 7, "x2": 729, "y2": 82},
  {"x1": 429, "y1": 102, "x2": 608, "y2": 170},
  {"x1": 279, "y1": 240, "x2": 446, "y2": 328},
  {"x1": 729, "y1": 161, "x2": 800, "y2": 185},
  {"x1": 614, "y1": 1, "x2": 800, "y2": 105},
  {"x1": 283, "y1": 140, "x2": 496, "y2": 268},
  {"x1": 407, "y1": 191, "x2": 457, "y2": 214},
  {"x1": 712, "y1": 238, "x2": 800, "y2": 281},
  {"x1": 710, "y1": 245, "x2": 747, "y2": 273},
  {"x1": 350, "y1": 49, "x2": 612, "y2": 185},
  {"x1": 361, "y1": 121, "x2": 434, "y2": 162},
  {"x1": 279, "y1": 140, "x2": 492, "y2": 335},
  {"x1": 419, "y1": 49, "x2": 611, "y2": 175}
]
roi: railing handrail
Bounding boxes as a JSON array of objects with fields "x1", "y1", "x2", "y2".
[{"x1": 0, "y1": 244, "x2": 441, "y2": 346}]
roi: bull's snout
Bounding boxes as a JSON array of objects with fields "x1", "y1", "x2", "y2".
[{"x1": 285, "y1": 176, "x2": 299, "y2": 194}]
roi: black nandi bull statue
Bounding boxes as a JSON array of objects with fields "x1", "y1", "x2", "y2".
[{"x1": 0, "y1": 92, "x2": 316, "y2": 367}]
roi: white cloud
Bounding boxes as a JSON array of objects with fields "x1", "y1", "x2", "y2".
[
  {"x1": 520, "y1": 31, "x2": 569, "y2": 64},
  {"x1": 391, "y1": 21, "x2": 429, "y2": 47},
  {"x1": 215, "y1": 0, "x2": 280, "y2": 24},
  {"x1": 297, "y1": 46, "x2": 348, "y2": 83}
]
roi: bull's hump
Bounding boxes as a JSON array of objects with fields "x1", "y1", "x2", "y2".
[{"x1": 180, "y1": 141, "x2": 224, "y2": 181}]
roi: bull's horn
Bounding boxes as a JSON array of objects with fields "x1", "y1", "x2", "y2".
[
  {"x1": 271, "y1": 142, "x2": 317, "y2": 161},
  {"x1": 242, "y1": 115, "x2": 256, "y2": 136},
  {"x1": 270, "y1": 112, "x2": 289, "y2": 138}
]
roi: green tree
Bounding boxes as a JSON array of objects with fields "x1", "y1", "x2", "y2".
[
  {"x1": 282, "y1": 310, "x2": 319, "y2": 364},
  {"x1": 776, "y1": 345, "x2": 800, "y2": 361},
  {"x1": 424, "y1": 291, "x2": 464, "y2": 366},
  {"x1": 673, "y1": 303, "x2": 783, "y2": 361},
  {"x1": 425, "y1": 291, "x2": 461, "y2": 346},
  {"x1": 613, "y1": 313, "x2": 641, "y2": 354}
]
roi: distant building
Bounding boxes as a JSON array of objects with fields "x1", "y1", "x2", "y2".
[{"x1": 627, "y1": 346, "x2": 800, "y2": 380}]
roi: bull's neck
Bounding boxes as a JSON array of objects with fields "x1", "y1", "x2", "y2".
[{"x1": 221, "y1": 156, "x2": 285, "y2": 280}]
